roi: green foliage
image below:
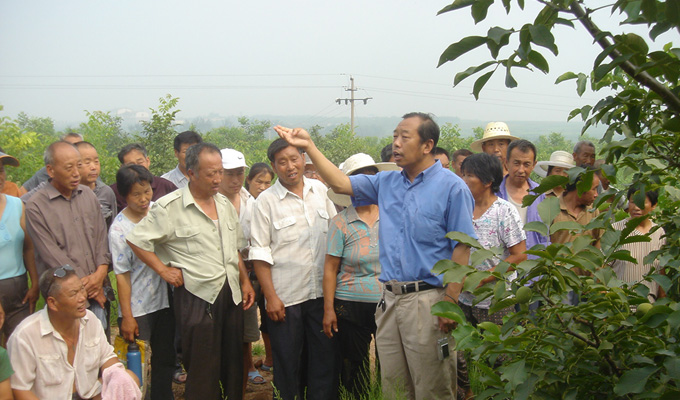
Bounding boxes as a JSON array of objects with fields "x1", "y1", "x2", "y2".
[
  {"x1": 0, "y1": 106, "x2": 47, "y2": 185},
  {"x1": 79, "y1": 110, "x2": 129, "y2": 184},
  {"x1": 437, "y1": 0, "x2": 680, "y2": 398},
  {"x1": 140, "y1": 94, "x2": 181, "y2": 176}
]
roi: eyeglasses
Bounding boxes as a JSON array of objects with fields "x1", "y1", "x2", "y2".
[{"x1": 46, "y1": 264, "x2": 74, "y2": 296}]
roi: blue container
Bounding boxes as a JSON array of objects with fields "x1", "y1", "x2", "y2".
[{"x1": 126, "y1": 341, "x2": 143, "y2": 387}]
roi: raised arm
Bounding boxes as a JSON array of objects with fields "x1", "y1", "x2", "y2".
[{"x1": 273, "y1": 125, "x2": 353, "y2": 196}]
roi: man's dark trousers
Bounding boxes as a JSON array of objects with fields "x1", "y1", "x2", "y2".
[
  {"x1": 175, "y1": 283, "x2": 243, "y2": 400},
  {"x1": 267, "y1": 297, "x2": 340, "y2": 400}
]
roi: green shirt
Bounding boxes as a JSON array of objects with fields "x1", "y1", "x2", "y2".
[
  {"x1": 0, "y1": 346, "x2": 13, "y2": 383},
  {"x1": 127, "y1": 186, "x2": 245, "y2": 305}
]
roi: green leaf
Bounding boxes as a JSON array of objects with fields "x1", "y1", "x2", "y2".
[
  {"x1": 549, "y1": 221, "x2": 583, "y2": 235},
  {"x1": 500, "y1": 360, "x2": 527, "y2": 388},
  {"x1": 505, "y1": 66, "x2": 518, "y2": 88},
  {"x1": 576, "y1": 73, "x2": 588, "y2": 96},
  {"x1": 555, "y1": 71, "x2": 578, "y2": 84},
  {"x1": 445, "y1": 231, "x2": 482, "y2": 248},
  {"x1": 478, "y1": 321, "x2": 501, "y2": 336},
  {"x1": 528, "y1": 24, "x2": 557, "y2": 55},
  {"x1": 454, "y1": 61, "x2": 496, "y2": 86},
  {"x1": 431, "y1": 300, "x2": 466, "y2": 324},
  {"x1": 472, "y1": 71, "x2": 494, "y2": 100},
  {"x1": 531, "y1": 174, "x2": 568, "y2": 194},
  {"x1": 437, "y1": 0, "x2": 475, "y2": 15},
  {"x1": 524, "y1": 221, "x2": 548, "y2": 237},
  {"x1": 664, "y1": 357, "x2": 680, "y2": 381},
  {"x1": 527, "y1": 50, "x2": 549, "y2": 73},
  {"x1": 432, "y1": 259, "x2": 456, "y2": 275},
  {"x1": 438, "y1": 36, "x2": 488, "y2": 67},
  {"x1": 576, "y1": 170, "x2": 594, "y2": 195},
  {"x1": 594, "y1": 54, "x2": 633, "y2": 81},
  {"x1": 443, "y1": 265, "x2": 473, "y2": 286},
  {"x1": 537, "y1": 196, "x2": 560, "y2": 226},
  {"x1": 488, "y1": 26, "x2": 513, "y2": 44},
  {"x1": 471, "y1": 0, "x2": 493, "y2": 24},
  {"x1": 650, "y1": 274, "x2": 672, "y2": 293},
  {"x1": 613, "y1": 366, "x2": 658, "y2": 395},
  {"x1": 463, "y1": 271, "x2": 488, "y2": 292}
]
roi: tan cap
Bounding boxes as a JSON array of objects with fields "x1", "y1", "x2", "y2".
[
  {"x1": 327, "y1": 153, "x2": 399, "y2": 207},
  {"x1": 534, "y1": 151, "x2": 575, "y2": 177}
]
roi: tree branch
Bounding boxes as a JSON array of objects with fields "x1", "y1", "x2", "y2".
[{"x1": 569, "y1": 2, "x2": 680, "y2": 115}]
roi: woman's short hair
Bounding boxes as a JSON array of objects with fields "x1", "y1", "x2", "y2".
[
  {"x1": 460, "y1": 153, "x2": 503, "y2": 193},
  {"x1": 627, "y1": 186, "x2": 659, "y2": 207},
  {"x1": 116, "y1": 164, "x2": 154, "y2": 198}
]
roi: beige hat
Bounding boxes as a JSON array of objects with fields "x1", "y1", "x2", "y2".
[
  {"x1": 534, "y1": 151, "x2": 575, "y2": 177},
  {"x1": 327, "y1": 153, "x2": 399, "y2": 207},
  {"x1": 470, "y1": 122, "x2": 519, "y2": 152},
  {"x1": 0, "y1": 151, "x2": 19, "y2": 167}
]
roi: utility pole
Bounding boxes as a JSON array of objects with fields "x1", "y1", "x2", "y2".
[{"x1": 336, "y1": 76, "x2": 372, "y2": 133}]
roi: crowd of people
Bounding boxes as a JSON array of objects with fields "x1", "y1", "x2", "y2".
[{"x1": 0, "y1": 113, "x2": 665, "y2": 400}]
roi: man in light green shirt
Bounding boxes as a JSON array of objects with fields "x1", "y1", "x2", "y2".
[{"x1": 127, "y1": 143, "x2": 254, "y2": 400}]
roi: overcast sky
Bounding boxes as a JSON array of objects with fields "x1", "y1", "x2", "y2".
[{"x1": 0, "y1": 1, "x2": 672, "y2": 127}]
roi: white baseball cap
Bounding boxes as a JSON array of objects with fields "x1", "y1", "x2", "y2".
[{"x1": 220, "y1": 148, "x2": 248, "y2": 170}]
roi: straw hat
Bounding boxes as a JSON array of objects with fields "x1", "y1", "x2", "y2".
[
  {"x1": 0, "y1": 151, "x2": 19, "y2": 167},
  {"x1": 327, "y1": 153, "x2": 399, "y2": 207},
  {"x1": 470, "y1": 122, "x2": 519, "y2": 152},
  {"x1": 534, "y1": 151, "x2": 575, "y2": 177}
]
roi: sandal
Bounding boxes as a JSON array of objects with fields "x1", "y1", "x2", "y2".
[
  {"x1": 248, "y1": 370, "x2": 266, "y2": 384},
  {"x1": 260, "y1": 364, "x2": 273, "y2": 372},
  {"x1": 173, "y1": 369, "x2": 187, "y2": 384}
]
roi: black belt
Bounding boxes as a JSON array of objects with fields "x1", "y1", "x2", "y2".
[{"x1": 385, "y1": 281, "x2": 440, "y2": 295}]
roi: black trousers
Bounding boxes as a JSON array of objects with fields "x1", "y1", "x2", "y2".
[
  {"x1": 175, "y1": 283, "x2": 243, "y2": 400},
  {"x1": 334, "y1": 299, "x2": 378, "y2": 399},
  {"x1": 267, "y1": 298, "x2": 340, "y2": 400},
  {"x1": 128, "y1": 307, "x2": 176, "y2": 400}
]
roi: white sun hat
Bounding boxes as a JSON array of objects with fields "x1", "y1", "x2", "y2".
[
  {"x1": 327, "y1": 153, "x2": 400, "y2": 207},
  {"x1": 470, "y1": 122, "x2": 520, "y2": 152},
  {"x1": 534, "y1": 150, "x2": 576, "y2": 177}
]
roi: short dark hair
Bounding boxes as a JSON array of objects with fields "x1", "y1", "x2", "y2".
[
  {"x1": 174, "y1": 131, "x2": 203, "y2": 152},
  {"x1": 380, "y1": 144, "x2": 393, "y2": 162},
  {"x1": 185, "y1": 142, "x2": 220, "y2": 174},
  {"x1": 433, "y1": 147, "x2": 450, "y2": 159},
  {"x1": 118, "y1": 143, "x2": 148, "y2": 164},
  {"x1": 452, "y1": 148, "x2": 473, "y2": 160},
  {"x1": 267, "y1": 138, "x2": 301, "y2": 163},
  {"x1": 565, "y1": 164, "x2": 597, "y2": 194},
  {"x1": 507, "y1": 139, "x2": 537, "y2": 162},
  {"x1": 402, "y1": 112, "x2": 439, "y2": 149},
  {"x1": 246, "y1": 162, "x2": 274, "y2": 190},
  {"x1": 74, "y1": 141, "x2": 96, "y2": 151},
  {"x1": 39, "y1": 266, "x2": 77, "y2": 299},
  {"x1": 573, "y1": 140, "x2": 595, "y2": 154},
  {"x1": 627, "y1": 186, "x2": 659, "y2": 207},
  {"x1": 460, "y1": 153, "x2": 503, "y2": 193},
  {"x1": 116, "y1": 164, "x2": 154, "y2": 198},
  {"x1": 43, "y1": 141, "x2": 77, "y2": 166}
]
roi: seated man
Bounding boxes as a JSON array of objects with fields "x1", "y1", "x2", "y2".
[{"x1": 7, "y1": 265, "x2": 127, "y2": 400}]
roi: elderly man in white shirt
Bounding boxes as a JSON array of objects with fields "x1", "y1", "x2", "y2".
[
  {"x1": 8, "y1": 265, "x2": 138, "y2": 400},
  {"x1": 250, "y1": 139, "x2": 339, "y2": 400}
]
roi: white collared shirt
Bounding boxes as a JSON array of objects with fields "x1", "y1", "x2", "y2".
[
  {"x1": 238, "y1": 187, "x2": 255, "y2": 246},
  {"x1": 7, "y1": 309, "x2": 117, "y2": 400},
  {"x1": 250, "y1": 177, "x2": 337, "y2": 307}
]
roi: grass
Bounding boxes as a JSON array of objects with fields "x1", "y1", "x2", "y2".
[{"x1": 251, "y1": 342, "x2": 266, "y2": 357}]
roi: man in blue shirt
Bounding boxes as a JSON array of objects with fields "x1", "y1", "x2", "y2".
[{"x1": 274, "y1": 112, "x2": 476, "y2": 399}]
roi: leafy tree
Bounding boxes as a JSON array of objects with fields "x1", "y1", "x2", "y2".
[
  {"x1": 79, "y1": 110, "x2": 128, "y2": 184},
  {"x1": 141, "y1": 94, "x2": 181, "y2": 176},
  {"x1": 16, "y1": 112, "x2": 57, "y2": 139},
  {"x1": 435, "y1": 0, "x2": 680, "y2": 398},
  {"x1": 0, "y1": 106, "x2": 45, "y2": 185}
]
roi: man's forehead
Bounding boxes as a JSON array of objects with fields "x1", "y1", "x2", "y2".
[{"x1": 509, "y1": 148, "x2": 535, "y2": 161}]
